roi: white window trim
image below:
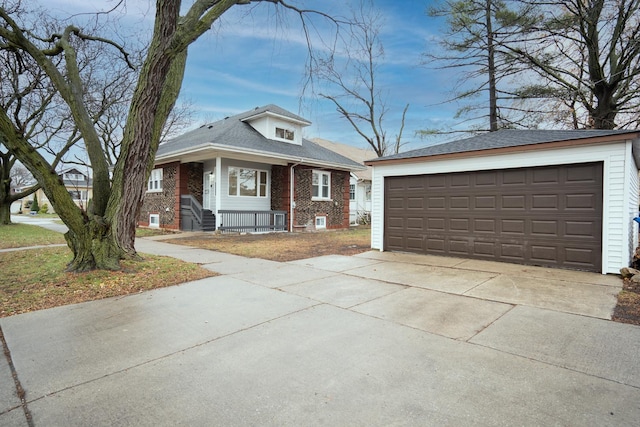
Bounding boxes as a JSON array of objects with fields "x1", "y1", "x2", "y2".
[
  {"x1": 228, "y1": 167, "x2": 269, "y2": 198},
  {"x1": 275, "y1": 127, "x2": 295, "y2": 141},
  {"x1": 312, "y1": 170, "x2": 331, "y2": 201},
  {"x1": 149, "y1": 214, "x2": 160, "y2": 228},
  {"x1": 315, "y1": 215, "x2": 327, "y2": 229},
  {"x1": 147, "y1": 168, "x2": 163, "y2": 193}
]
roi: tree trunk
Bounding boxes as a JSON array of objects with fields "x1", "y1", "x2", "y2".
[
  {"x1": 0, "y1": 200, "x2": 10, "y2": 224},
  {"x1": 64, "y1": 218, "x2": 121, "y2": 271},
  {"x1": 108, "y1": 1, "x2": 188, "y2": 256},
  {"x1": 485, "y1": 0, "x2": 498, "y2": 131}
]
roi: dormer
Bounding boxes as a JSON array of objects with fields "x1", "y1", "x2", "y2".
[
  {"x1": 61, "y1": 168, "x2": 88, "y2": 183},
  {"x1": 241, "y1": 105, "x2": 311, "y2": 146}
]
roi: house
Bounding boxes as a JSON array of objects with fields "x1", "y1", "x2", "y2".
[
  {"x1": 311, "y1": 138, "x2": 375, "y2": 225},
  {"x1": 140, "y1": 105, "x2": 365, "y2": 232},
  {"x1": 25, "y1": 168, "x2": 93, "y2": 213},
  {"x1": 365, "y1": 129, "x2": 640, "y2": 274}
]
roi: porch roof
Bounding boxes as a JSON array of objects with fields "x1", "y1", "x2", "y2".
[{"x1": 155, "y1": 105, "x2": 365, "y2": 172}]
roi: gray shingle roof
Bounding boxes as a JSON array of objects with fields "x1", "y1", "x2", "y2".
[
  {"x1": 156, "y1": 105, "x2": 364, "y2": 170},
  {"x1": 368, "y1": 129, "x2": 640, "y2": 162}
]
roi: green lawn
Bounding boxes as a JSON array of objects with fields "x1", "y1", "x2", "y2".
[{"x1": 0, "y1": 223, "x2": 66, "y2": 249}]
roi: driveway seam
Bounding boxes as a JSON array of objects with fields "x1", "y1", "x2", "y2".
[
  {"x1": 464, "y1": 304, "x2": 517, "y2": 342},
  {"x1": 0, "y1": 324, "x2": 33, "y2": 426},
  {"x1": 466, "y1": 340, "x2": 640, "y2": 391},
  {"x1": 19, "y1": 302, "x2": 324, "y2": 406},
  {"x1": 461, "y1": 273, "x2": 500, "y2": 295}
]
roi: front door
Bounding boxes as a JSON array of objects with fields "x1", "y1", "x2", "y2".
[{"x1": 203, "y1": 170, "x2": 215, "y2": 210}]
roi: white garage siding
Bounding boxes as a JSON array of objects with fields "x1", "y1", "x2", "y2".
[
  {"x1": 625, "y1": 141, "x2": 639, "y2": 266},
  {"x1": 370, "y1": 141, "x2": 638, "y2": 274}
]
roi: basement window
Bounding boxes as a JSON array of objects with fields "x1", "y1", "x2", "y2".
[
  {"x1": 149, "y1": 214, "x2": 160, "y2": 228},
  {"x1": 315, "y1": 215, "x2": 327, "y2": 229}
]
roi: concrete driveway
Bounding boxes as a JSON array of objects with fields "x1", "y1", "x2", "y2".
[{"x1": 1, "y1": 238, "x2": 639, "y2": 426}]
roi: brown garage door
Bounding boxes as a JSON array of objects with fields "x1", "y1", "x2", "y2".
[{"x1": 384, "y1": 162, "x2": 603, "y2": 272}]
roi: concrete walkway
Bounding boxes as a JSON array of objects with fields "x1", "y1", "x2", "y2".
[{"x1": 1, "y1": 221, "x2": 639, "y2": 426}]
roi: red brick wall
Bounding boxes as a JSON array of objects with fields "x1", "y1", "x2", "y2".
[
  {"x1": 292, "y1": 166, "x2": 350, "y2": 230},
  {"x1": 138, "y1": 162, "x2": 179, "y2": 229}
]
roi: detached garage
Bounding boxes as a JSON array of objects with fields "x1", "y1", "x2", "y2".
[{"x1": 366, "y1": 130, "x2": 640, "y2": 274}]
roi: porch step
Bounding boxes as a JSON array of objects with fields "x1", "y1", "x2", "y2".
[{"x1": 202, "y1": 209, "x2": 216, "y2": 232}]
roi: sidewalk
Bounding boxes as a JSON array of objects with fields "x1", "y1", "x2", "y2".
[{"x1": 2, "y1": 218, "x2": 639, "y2": 426}]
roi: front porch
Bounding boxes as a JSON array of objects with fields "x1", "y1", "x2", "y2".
[{"x1": 180, "y1": 195, "x2": 287, "y2": 233}]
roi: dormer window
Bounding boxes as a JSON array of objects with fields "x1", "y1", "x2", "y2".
[{"x1": 275, "y1": 127, "x2": 294, "y2": 141}]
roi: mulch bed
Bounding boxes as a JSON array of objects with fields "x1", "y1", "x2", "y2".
[{"x1": 612, "y1": 278, "x2": 640, "y2": 326}]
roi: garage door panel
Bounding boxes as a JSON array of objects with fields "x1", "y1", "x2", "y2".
[
  {"x1": 530, "y1": 245, "x2": 558, "y2": 262},
  {"x1": 451, "y1": 174, "x2": 470, "y2": 187},
  {"x1": 450, "y1": 218, "x2": 470, "y2": 231},
  {"x1": 474, "y1": 241, "x2": 496, "y2": 256},
  {"x1": 532, "y1": 168, "x2": 559, "y2": 184},
  {"x1": 384, "y1": 162, "x2": 603, "y2": 272},
  {"x1": 500, "y1": 243, "x2": 525, "y2": 259},
  {"x1": 565, "y1": 193, "x2": 596, "y2": 209},
  {"x1": 567, "y1": 163, "x2": 600, "y2": 183},
  {"x1": 427, "y1": 217, "x2": 445, "y2": 230},
  {"x1": 451, "y1": 196, "x2": 470, "y2": 209},
  {"x1": 565, "y1": 220, "x2": 599, "y2": 237},
  {"x1": 474, "y1": 195, "x2": 497, "y2": 209},
  {"x1": 474, "y1": 219, "x2": 496, "y2": 232},
  {"x1": 502, "y1": 169, "x2": 526, "y2": 185},
  {"x1": 502, "y1": 219, "x2": 526, "y2": 234},
  {"x1": 426, "y1": 238, "x2": 445, "y2": 252},
  {"x1": 387, "y1": 197, "x2": 405, "y2": 210},
  {"x1": 448, "y1": 239, "x2": 471, "y2": 255},
  {"x1": 502, "y1": 195, "x2": 526, "y2": 209},
  {"x1": 565, "y1": 247, "x2": 597, "y2": 265},
  {"x1": 531, "y1": 220, "x2": 558, "y2": 236},
  {"x1": 475, "y1": 171, "x2": 497, "y2": 186},
  {"x1": 406, "y1": 217, "x2": 423, "y2": 230},
  {"x1": 427, "y1": 197, "x2": 446, "y2": 209},
  {"x1": 532, "y1": 194, "x2": 559, "y2": 209}
]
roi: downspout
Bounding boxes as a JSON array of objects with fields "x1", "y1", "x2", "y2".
[{"x1": 289, "y1": 160, "x2": 303, "y2": 232}]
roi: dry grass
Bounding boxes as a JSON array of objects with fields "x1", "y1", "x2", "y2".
[
  {"x1": 0, "y1": 247, "x2": 216, "y2": 318},
  {"x1": 160, "y1": 227, "x2": 372, "y2": 262}
]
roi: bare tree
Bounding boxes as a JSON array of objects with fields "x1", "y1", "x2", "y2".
[
  {"x1": 0, "y1": 0, "x2": 346, "y2": 271},
  {"x1": 314, "y1": 1, "x2": 409, "y2": 157},
  {"x1": 504, "y1": 0, "x2": 640, "y2": 129},
  {"x1": 424, "y1": 0, "x2": 542, "y2": 134},
  {"x1": 0, "y1": 38, "x2": 79, "y2": 224}
]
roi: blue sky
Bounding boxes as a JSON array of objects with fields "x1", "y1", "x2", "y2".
[{"x1": 39, "y1": 1, "x2": 462, "y2": 153}]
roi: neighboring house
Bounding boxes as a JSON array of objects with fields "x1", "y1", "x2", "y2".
[
  {"x1": 27, "y1": 168, "x2": 93, "y2": 213},
  {"x1": 311, "y1": 138, "x2": 376, "y2": 225},
  {"x1": 366, "y1": 129, "x2": 640, "y2": 274},
  {"x1": 140, "y1": 105, "x2": 365, "y2": 232}
]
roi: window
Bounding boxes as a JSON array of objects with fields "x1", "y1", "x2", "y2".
[
  {"x1": 312, "y1": 171, "x2": 331, "y2": 200},
  {"x1": 65, "y1": 173, "x2": 84, "y2": 181},
  {"x1": 275, "y1": 127, "x2": 294, "y2": 141},
  {"x1": 349, "y1": 184, "x2": 356, "y2": 200},
  {"x1": 315, "y1": 216, "x2": 327, "y2": 229},
  {"x1": 149, "y1": 214, "x2": 160, "y2": 228},
  {"x1": 68, "y1": 190, "x2": 88, "y2": 201},
  {"x1": 147, "y1": 168, "x2": 163, "y2": 192},
  {"x1": 228, "y1": 167, "x2": 268, "y2": 197},
  {"x1": 365, "y1": 183, "x2": 372, "y2": 201}
]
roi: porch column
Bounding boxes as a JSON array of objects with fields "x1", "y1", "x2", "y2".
[{"x1": 215, "y1": 157, "x2": 222, "y2": 229}]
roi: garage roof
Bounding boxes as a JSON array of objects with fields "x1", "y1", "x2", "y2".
[{"x1": 366, "y1": 129, "x2": 640, "y2": 164}]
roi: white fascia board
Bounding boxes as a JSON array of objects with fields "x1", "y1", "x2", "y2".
[
  {"x1": 241, "y1": 111, "x2": 311, "y2": 127},
  {"x1": 155, "y1": 142, "x2": 365, "y2": 172}
]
